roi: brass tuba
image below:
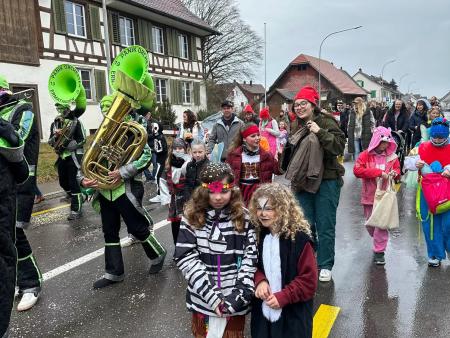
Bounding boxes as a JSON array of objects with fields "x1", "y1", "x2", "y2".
[
  {"x1": 81, "y1": 45, "x2": 155, "y2": 190},
  {"x1": 48, "y1": 64, "x2": 86, "y2": 153}
]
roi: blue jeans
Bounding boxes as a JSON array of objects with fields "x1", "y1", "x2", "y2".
[
  {"x1": 354, "y1": 138, "x2": 362, "y2": 159},
  {"x1": 144, "y1": 153, "x2": 158, "y2": 180}
]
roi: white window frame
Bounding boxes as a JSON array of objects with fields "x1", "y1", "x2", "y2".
[
  {"x1": 154, "y1": 78, "x2": 168, "y2": 103},
  {"x1": 119, "y1": 16, "x2": 135, "y2": 47},
  {"x1": 65, "y1": 0, "x2": 87, "y2": 38},
  {"x1": 152, "y1": 26, "x2": 164, "y2": 54},
  {"x1": 77, "y1": 68, "x2": 95, "y2": 102},
  {"x1": 178, "y1": 34, "x2": 189, "y2": 59},
  {"x1": 181, "y1": 81, "x2": 192, "y2": 104}
]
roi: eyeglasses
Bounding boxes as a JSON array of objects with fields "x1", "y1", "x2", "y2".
[{"x1": 294, "y1": 101, "x2": 309, "y2": 108}]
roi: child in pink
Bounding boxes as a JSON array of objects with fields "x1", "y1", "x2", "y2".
[{"x1": 353, "y1": 127, "x2": 401, "y2": 265}]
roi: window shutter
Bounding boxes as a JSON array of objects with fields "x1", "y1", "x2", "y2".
[
  {"x1": 137, "y1": 19, "x2": 151, "y2": 51},
  {"x1": 109, "y1": 12, "x2": 120, "y2": 45},
  {"x1": 190, "y1": 36, "x2": 197, "y2": 61},
  {"x1": 89, "y1": 5, "x2": 102, "y2": 41},
  {"x1": 95, "y1": 69, "x2": 107, "y2": 102},
  {"x1": 169, "y1": 79, "x2": 180, "y2": 104},
  {"x1": 166, "y1": 28, "x2": 174, "y2": 56},
  {"x1": 166, "y1": 28, "x2": 180, "y2": 57},
  {"x1": 52, "y1": 0, "x2": 67, "y2": 34},
  {"x1": 193, "y1": 82, "x2": 200, "y2": 106}
]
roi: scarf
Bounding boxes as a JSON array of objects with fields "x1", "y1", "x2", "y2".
[
  {"x1": 262, "y1": 233, "x2": 282, "y2": 322},
  {"x1": 243, "y1": 143, "x2": 260, "y2": 156}
]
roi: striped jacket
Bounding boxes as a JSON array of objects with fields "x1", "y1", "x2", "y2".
[{"x1": 175, "y1": 208, "x2": 257, "y2": 317}]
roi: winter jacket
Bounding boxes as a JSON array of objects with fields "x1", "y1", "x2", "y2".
[
  {"x1": 339, "y1": 108, "x2": 350, "y2": 137},
  {"x1": 290, "y1": 113, "x2": 345, "y2": 182},
  {"x1": 183, "y1": 158, "x2": 209, "y2": 202},
  {"x1": 383, "y1": 110, "x2": 409, "y2": 133},
  {"x1": 353, "y1": 151, "x2": 400, "y2": 205},
  {"x1": 207, "y1": 115, "x2": 244, "y2": 160},
  {"x1": 409, "y1": 110, "x2": 428, "y2": 146},
  {"x1": 226, "y1": 146, "x2": 280, "y2": 185},
  {"x1": 251, "y1": 229, "x2": 317, "y2": 338},
  {"x1": 0, "y1": 139, "x2": 29, "y2": 337},
  {"x1": 285, "y1": 126, "x2": 324, "y2": 193},
  {"x1": 174, "y1": 209, "x2": 257, "y2": 317},
  {"x1": 348, "y1": 108, "x2": 375, "y2": 153}
]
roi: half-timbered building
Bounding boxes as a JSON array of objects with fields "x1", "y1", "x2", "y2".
[{"x1": 0, "y1": 0, "x2": 217, "y2": 139}]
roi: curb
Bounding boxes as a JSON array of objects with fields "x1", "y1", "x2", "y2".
[{"x1": 43, "y1": 190, "x2": 65, "y2": 200}]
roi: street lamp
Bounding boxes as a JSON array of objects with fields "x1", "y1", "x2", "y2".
[
  {"x1": 380, "y1": 59, "x2": 396, "y2": 102},
  {"x1": 318, "y1": 25, "x2": 362, "y2": 108},
  {"x1": 398, "y1": 73, "x2": 409, "y2": 91}
]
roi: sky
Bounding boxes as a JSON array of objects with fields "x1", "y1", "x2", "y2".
[{"x1": 236, "y1": 0, "x2": 450, "y2": 98}]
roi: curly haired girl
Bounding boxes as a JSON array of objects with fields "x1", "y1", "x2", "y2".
[
  {"x1": 248, "y1": 183, "x2": 318, "y2": 338},
  {"x1": 175, "y1": 162, "x2": 257, "y2": 338}
]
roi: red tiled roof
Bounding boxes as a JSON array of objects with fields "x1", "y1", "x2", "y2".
[
  {"x1": 289, "y1": 54, "x2": 367, "y2": 95},
  {"x1": 123, "y1": 0, "x2": 218, "y2": 34},
  {"x1": 238, "y1": 83, "x2": 265, "y2": 95}
]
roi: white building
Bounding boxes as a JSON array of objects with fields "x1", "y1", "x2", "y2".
[
  {"x1": 353, "y1": 68, "x2": 402, "y2": 103},
  {"x1": 0, "y1": 0, "x2": 218, "y2": 139},
  {"x1": 219, "y1": 81, "x2": 265, "y2": 113},
  {"x1": 440, "y1": 91, "x2": 450, "y2": 110}
]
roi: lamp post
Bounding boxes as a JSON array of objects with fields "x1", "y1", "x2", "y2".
[
  {"x1": 380, "y1": 59, "x2": 396, "y2": 102},
  {"x1": 102, "y1": 0, "x2": 112, "y2": 94},
  {"x1": 398, "y1": 73, "x2": 409, "y2": 92},
  {"x1": 407, "y1": 81, "x2": 417, "y2": 94},
  {"x1": 318, "y1": 25, "x2": 362, "y2": 108}
]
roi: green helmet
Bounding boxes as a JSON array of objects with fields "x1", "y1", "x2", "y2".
[{"x1": 0, "y1": 74, "x2": 10, "y2": 90}]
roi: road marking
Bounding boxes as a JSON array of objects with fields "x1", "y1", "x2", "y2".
[
  {"x1": 313, "y1": 304, "x2": 341, "y2": 338},
  {"x1": 42, "y1": 219, "x2": 170, "y2": 281},
  {"x1": 32, "y1": 204, "x2": 70, "y2": 216}
]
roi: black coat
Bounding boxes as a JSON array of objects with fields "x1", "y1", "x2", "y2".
[
  {"x1": 409, "y1": 110, "x2": 428, "y2": 146},
  {"x1": 251, "y1": 230, "x2": 314, "y2": 338},
  {"x1": 183, "y1": 158, "x2": 209, "y2": 202},
  {"x1": 347, "y1": 108, "x2": 374, "y2": 153},
  {"x1": 383, "y1": 110, "x2": 409, "y2": 133},
  {"x1": 0, "y1": 150, "x2": 28, "y2": 336}
]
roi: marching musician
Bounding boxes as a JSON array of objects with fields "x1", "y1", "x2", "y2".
[
  {"x1": 0, "y1": 74, "x2": 43, "y2": 312},
  {"x1": 79, "y1": 46, "x2": 167, "y2": 289},
  {"x1": 48, "y1": 67, "x2": 87, "y2": 221}
]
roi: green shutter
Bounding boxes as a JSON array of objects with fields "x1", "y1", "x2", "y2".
[
  {"x1": 137, "y1": 19, "x2": 152, "y2": 51},
  {"x1": 52, "y1": 0, "x2": 67, "y2": 34},
  {"x1": 190, "y1": 36, "x2": 197, "y2": 61},
  {"x1": 166, "y1": 28, "x2": 180, "y2": 57},
  {"x1": 193, "y1": 82, "x2": 200, "y2": 106},
  {"x1": 95, "y1": 69, "x2": 107, "y2": 102},
  {"x1": 371, "y1": 90, "x2": 376, "y2": 98},
  {"x1": 169, "y1": 79, "x2": 181, "y2": 104},
  {"x1": 89, "y1": 5, "x2": 102, "y2": 41},
  {"x1": 109, "y1": 12, "x2": 120, "y2": 44},
  {"x1": 166, "y1": 28, "x2": 174, "y2": 56}
]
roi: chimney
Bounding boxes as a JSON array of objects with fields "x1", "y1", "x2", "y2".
[
  {"x1": 331, "y1": 62, "x2": 334, "y2": 66},
  {"x1": 244, "y1": 80, "x2": 247, "y2": 84},
  {"x1": 359, "y1": 68, "x2": 362, "y2": 72},
  {"x1": 250, "y1": 80, "x2": 253, "y2": 86}
]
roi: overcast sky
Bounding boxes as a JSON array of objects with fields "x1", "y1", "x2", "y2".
[{"x1": 236, "y1": 0, "x2": 450, "y2": 98}]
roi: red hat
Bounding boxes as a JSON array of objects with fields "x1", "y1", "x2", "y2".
[
  {"x1": 243, "y1": 104, "x2": 254, "y2": 114},
  {"x1": 259, "y1": 107, "x2": 270, "y2": 120},
  {"x1": 294, "y1": 86, "x2": 319, "y2": 105}
]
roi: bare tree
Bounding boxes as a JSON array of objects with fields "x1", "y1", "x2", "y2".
[{"x1": 182, "y1": 0, "x2": 263, "y2": 82}]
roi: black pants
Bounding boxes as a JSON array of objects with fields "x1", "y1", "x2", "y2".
[
  {"x1": 99, "y1": 193, "x2": 166, "y2": 280},
  {"x1": 171, "y1": 220, "x2": 181, "y2": 245},
  {"x1": 57, "y1": 156, "x2": 82, "y2": 212},
  {"x1": 16, "y1": 228, "x2": 41, "y2": 292},
  {"x1": 155, "y1": 154, "x2": 167, "y2": 194}
]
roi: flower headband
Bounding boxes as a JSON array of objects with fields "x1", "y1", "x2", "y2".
[
  {"x1": 241, "y1": 125, "x2": 259, "y2": 138},
  {"x1": 201, "y1": 181, "x2": 234, "y2": 193}
]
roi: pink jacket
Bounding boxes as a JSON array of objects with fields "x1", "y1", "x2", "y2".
[{"x1": 353, "y1": 126, "x2": 401, "y2": 205}]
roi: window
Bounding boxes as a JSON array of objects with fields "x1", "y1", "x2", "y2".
[
  {"x1": 77, "y1": 68, "x2": 93, "y2": 100},
  {"x1": 65, "y1": 1, "x2": 86, "y2": 37},
  {"x1": 152, "y1": 27, "x2": 164, "y2": 54},
  {"x1": 356, "y1": 80, "x2": 364, "y2": 87},
  {"x1": 119, "y1": 16, "x2": 135, "y2": 46},
  {"x1": 181, "y1": 81, "x2": 192, "y2": 104},
  {"x1": 371, "y1": 90, "x2": 376, "y2": 98},
  {"x1": 297, "y1": 64, "x2": 307, "y2": 71},
  {"x1": 155, "y1": 79, "x2": 167, "y2": 103},
  {"x1": 179, "y1": 34, "x2": 189, "y2": 59}
]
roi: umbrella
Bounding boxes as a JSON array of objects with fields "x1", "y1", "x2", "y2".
[{"x1": 417, "y1": 98, "x2": 431, "y2": 109}]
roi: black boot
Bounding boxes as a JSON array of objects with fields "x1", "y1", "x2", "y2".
[{"x1": 93, "y1": 278, "x2": 122, "y2": 289}]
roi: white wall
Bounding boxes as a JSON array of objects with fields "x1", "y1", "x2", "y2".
[{"x1": 226, "y1": 85, "x2": 248, "y2": 112}]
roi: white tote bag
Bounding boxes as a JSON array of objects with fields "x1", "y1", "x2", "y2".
[{"x1": 365, "y1": 177, "x2": 399, "y2": 230}]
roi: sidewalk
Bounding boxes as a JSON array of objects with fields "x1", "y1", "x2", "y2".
[{"x1": 37, "y1": 180, "x2": 63, "y2": 198}]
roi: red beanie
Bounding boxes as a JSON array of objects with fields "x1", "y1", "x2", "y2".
[
  {"x1": 294, "y1": 86, "x2": 319, "y2": 105},
  {"x1": 259, "y1": 107, "x2": 270, "y2": 120},
  {"x1": 243, "y1": 104, "x2": 254, "y2": 114}
]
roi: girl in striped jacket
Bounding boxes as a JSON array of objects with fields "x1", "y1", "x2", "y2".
[{"x1": 175, "y1": 162, "x2": 257, "y2": 338}]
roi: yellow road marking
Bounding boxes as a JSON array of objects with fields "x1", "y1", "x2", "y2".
[
  {"x1": 313, "y1": 304, "x2": 341, "y2": 338},
  {"x1": 32, "y1": 204, "x2": 70, "y2": 216}
]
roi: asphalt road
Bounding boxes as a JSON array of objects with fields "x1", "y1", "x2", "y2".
[{"x1": 9, "y1": 164, "x2": 450, "y2": 338}]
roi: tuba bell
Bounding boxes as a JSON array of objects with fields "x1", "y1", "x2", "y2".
[
  {"x1": 48, "y1": 64, "x2": 86, "y2": 153},
  {"x1": 81, "y1": 45, "x2": 155, "y2": 190}
]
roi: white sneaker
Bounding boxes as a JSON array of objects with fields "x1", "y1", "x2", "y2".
[
  {"x1": 17, "y1": 292, "x2": 39, "y2": 311},
  {"x1": 319, "y1": 269, "x2": 332, "y2": 282},
  {"x1": 121, "y1": 234, "x2": 139, "y2": 247},
  {"x1": 149, "y1": 195, "x2": 161, "y2": 203}
]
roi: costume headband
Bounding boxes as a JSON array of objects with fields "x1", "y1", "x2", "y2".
[
  {"x1": 201, "y1": 181, "x2": 234, "y2": 193},
  {"x1": 241, "y1": 125, "x2": 259, "y2": 138}
]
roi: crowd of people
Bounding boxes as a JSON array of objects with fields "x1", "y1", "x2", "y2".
[{"x1": 1, "y1": 69, "x2": 449, "y2": 337}]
